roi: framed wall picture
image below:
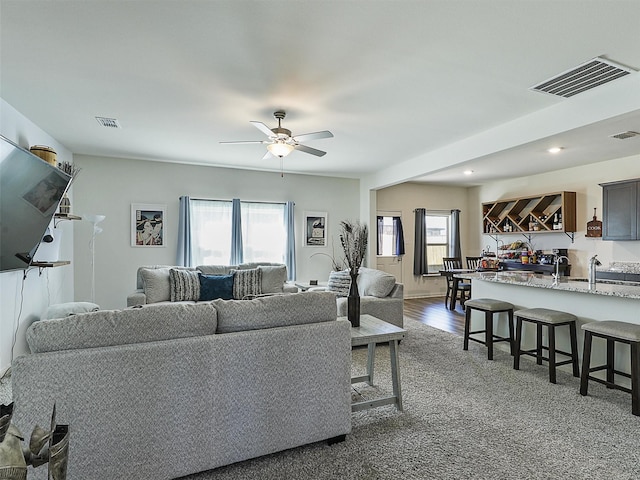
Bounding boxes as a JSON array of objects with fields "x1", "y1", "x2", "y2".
[
  {"x1": 304, "y1": 211, "x2": 327, "y2": 247},
  {"x1": 131, "y1": 203, "x2": 166, "y2": 247}
]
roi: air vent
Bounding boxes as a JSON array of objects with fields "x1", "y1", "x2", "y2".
[
  {"x1": 609, "y1": 131, "x2": 640, "y2": 140},
  {"x1": 95, "y1": 116, "x2": 121, "y2": 128},
  {"x1": 531, "y1": 57, "x2": 635, "y2": 98}
]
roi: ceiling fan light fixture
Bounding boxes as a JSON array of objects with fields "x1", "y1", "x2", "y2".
[{"x1": 267, "y1": 142, "x2": 294, "y2": 158}]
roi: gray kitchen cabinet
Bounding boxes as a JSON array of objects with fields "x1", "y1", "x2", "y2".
[{"x1": 601, "y1": 179, "x2": 640, "y2": 240}]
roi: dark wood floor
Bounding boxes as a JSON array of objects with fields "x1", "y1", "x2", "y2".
[{"x1": 403, "y1": 296, "x2": 465, "y2": 336}]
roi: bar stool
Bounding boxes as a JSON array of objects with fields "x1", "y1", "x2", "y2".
[
  {"x1": 580, "y1": 321, "x2": 640, "y2": 416},
  {"x1": 463, "y1": 298, "x2": 514, "y2": 360},
  {"x1": 513, "y1": 308, "x2": 579, "y2": 384}
]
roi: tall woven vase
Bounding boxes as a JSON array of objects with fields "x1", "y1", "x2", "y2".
[{"x1": 347, "y1": 271, "x2": 360, "y2": 327}]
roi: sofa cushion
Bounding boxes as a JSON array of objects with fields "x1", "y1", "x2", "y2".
[
  {"x1": 258, "y1": 265, "x2": 287, "y2": 294},
  {"x1": 26, "y1": 302, "x2": 219, "y2": 353},
  {"x1": 232, "y1": 268, "x2": 262, "y2": 299},
  {"x1": 213, "y1": 291, "x2": 337, "y2": 334},
  {"x1": 357, "y1": 267, "x2": 396, "y2": 298},
  {"x1": 199, "y1": 273, "x2": 234, "y2": 301},
  {"x1": 327, "y1": 270, "x2": 351, "y2": 297},
  {"x1": 197, "y1": 265, "x2": 237, "y2": 275},
  {"x1": 139, "y1": 267, "x2": 173, "y2": 303},
  {"x1": 41, "y1": 301, "x2": 100, "y2": 320},
  {"x1": 170, "y1": 269, "x2": 201, "y2": 302}
]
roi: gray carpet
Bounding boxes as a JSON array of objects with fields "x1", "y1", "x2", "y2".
[
  {"x1": 178, "y1": 318, "x2": 640, "y2": 480},
  {"x1": 2, "y1": 319, "x2": 639, "y2": 479}
]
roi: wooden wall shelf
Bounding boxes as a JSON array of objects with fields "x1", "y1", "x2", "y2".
[{"x1": 482, "y1": 191, "x2": 577, "y2": 242}]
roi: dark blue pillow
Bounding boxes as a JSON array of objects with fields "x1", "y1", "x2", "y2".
[{"x1": 199, "y1": 273, "x2": 234, "y2": 301}]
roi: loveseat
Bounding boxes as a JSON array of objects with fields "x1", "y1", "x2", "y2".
[
  {"x1": 11, "y1": 292, "x2": 351, "y2": 480},
  {"x1": 127, "y1": 262, "x2": 298, "y2": 307},
  {"x1": 317, "y1": 267, "x2": 404, "y2": 328}
]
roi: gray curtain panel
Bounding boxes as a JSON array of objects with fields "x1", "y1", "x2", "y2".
[
  {"x1": 413, "y1": 208, "x2": 427, "y2": 275},
  {"x1": 285, "y1": 201, "x2": 296, "y2": 281},
  {"x1": 176, "y1": 195, "x2": 192, "y2": 266},
  {"x1": 450, "y1": 209, "x2": 462, "y2": 260},
  {"x1": 230, "y1": 198, "x2": 243, "y2": 265}
]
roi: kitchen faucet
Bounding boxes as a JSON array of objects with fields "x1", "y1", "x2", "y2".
[
  {"x1": 552, "y1": 255, "x2": 570, "y2": 286},
  {"x1": 588, "y1": 254, "x2": 602, "y2": 289}
]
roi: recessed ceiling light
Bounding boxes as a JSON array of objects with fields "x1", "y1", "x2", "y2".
[
  {"x1": 547, "y1": 147, "x2": 564, "y2": 154},
  {"x1": 463, "y1": 170, "x2": 474, "y2": 175}
]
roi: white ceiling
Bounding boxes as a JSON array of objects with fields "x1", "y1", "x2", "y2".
[{"x1": 2, "y1": 0, "x2": 640, "y2": 187}]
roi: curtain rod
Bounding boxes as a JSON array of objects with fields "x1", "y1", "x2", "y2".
[{"x1": 186, "y1": 197, "x2": 292, "y2": 206}]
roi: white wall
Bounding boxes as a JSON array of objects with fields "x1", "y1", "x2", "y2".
[
  {"x1": 0, "y1": 99, "x2": 76, "y2": 374},
  {"x1": 469, "y1": 153, "x2": 640, "y2": 277},
  {"x1": 376, "y1": 182, "x2": 471, "y2": 298},
  {"x1": 72, "y1": 155, "x2": 360, "y2": 309}
]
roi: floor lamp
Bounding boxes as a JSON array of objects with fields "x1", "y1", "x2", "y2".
[{"x1": 84, "y1": 214, "x2": 105, "y2": 304}]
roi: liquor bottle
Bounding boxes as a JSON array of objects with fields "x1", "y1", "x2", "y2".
[
  {"x1": 557, "y1": 212, "x2": 563, "y2": 231},
  {"x1": 552, "y1": 213, "x2": 559, "y2": 230}
]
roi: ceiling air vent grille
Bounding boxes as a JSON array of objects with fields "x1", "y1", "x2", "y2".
[
  {"x1": 95, "y1": 116, "x2": 121, "y2": 128},
  {"x1": 531, "y1": 57, "x2": 635, "y2": 98},
  {"x1": 610, "y1": 131, "x2": 640, "y2": 140}
]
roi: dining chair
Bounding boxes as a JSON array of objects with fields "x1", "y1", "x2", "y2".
[
  {"x1": 457, "y1": 257, "x2": 481, "y2": 308},
  {"x1": 442, "y1": 257, "x2": 463, "y2": 308}
]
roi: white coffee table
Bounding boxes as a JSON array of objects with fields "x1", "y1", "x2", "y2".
[{"x1": 344, "y1": 314, "x2": 406, "y2": 412}]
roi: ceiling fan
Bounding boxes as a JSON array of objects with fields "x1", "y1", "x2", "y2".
[{"x1": 220, "y1": 110, "x2": 333, "y2": 159}]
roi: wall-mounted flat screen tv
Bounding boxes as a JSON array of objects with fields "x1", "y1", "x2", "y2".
[{"x1": 0, "y1": 135, "x2": 71, "y2": 272}]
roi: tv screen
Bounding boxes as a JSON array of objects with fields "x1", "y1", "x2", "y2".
[{"x1": 0, "y1": 135, "x2": 71, "y2": 272}]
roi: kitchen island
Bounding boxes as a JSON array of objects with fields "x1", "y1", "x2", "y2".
[{"x1": 460, "y1": 271, "x2": 640, "y2": 380}]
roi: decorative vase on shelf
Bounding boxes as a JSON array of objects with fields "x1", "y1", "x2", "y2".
[{"x1": 347, "y1": 270, "x2": 360, "y2": 327}]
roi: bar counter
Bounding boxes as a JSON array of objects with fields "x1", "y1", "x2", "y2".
[
  {"x1": 459, "y1": 271, "x2": 640, "y2": 377},
  {"x1": 458, "y1": 271, "x2": 640, "y2": 301}
]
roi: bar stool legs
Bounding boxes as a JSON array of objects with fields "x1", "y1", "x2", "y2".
[
  {"x1": 463, "y1": 298, "x2": 514, "y2": 360},
  {"x1": 513, "y1": 308, "x2": 579, "y2": 384},
  {"x1": 580, "y1": 321, "x2": 640, "y2": 416}
]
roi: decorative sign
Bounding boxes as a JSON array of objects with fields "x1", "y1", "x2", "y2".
[{"x1": 586, "y1": 207, "x2": 602, "y2": 238}]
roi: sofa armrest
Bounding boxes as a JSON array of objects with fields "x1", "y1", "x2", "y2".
[
  {"x1": 127, "y1": 290, "x2": 147, "y2": 307},
  {"x1": 389, "y1": 283, "x2": 404, "y2": 299},
  {"x1": 283, "y1": 283, "x2": 299, "y2": 293}
]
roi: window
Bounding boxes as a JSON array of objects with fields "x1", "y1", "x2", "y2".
[
  {"x1": 190, "y1": 200, "x2": 232, "y2": 265},
  {"x1": 240, "y1": 202, "x2": 285, "y2": 263},
  {"x1": 426, "y1": 212, "x2": 450, "y2": 273},
  {"x1": 190, "y1": 199, "x2": 285, "y2": 266},
  {"x1": 376, "y1": 215, "x2": 405, "y2": 256}
]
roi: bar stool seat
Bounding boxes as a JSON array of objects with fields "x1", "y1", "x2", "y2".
[
  {"x1": 513, "y1": 308, "x2": 580, "y2": 384},
  {"x1": 580, "y1": 321, "x2": 640, "y2": 416},
  {"x1": 463, "y1": 298, "x2": 514, "y2": 360}
]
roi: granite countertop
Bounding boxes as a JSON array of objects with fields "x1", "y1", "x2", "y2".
[{"x1": 458, "y1": 271, "x2": 640, "y2": 300}]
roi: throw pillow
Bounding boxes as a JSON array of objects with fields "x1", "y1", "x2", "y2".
[
  {"x1": 139, "y1": 267, "x2": 172, "y2": 303},
  {"x1": 232, "y1": 268, "x2": 262, "y2": 299},
  {"x1": 199, "y1": 273, "x2": 234, "y2": 301},
  {"x1": 357, "y1": 267, "x2": 397, "y2": 297},
  {"x1": 169, "y1": 268, "x2": 201, "y2": 302},
  {"x1": 326, "y1": 270, "x2": 351, "y2": 297},
  {"x1": 258, "y1": 265, "x2": 286, "y2": 294}
]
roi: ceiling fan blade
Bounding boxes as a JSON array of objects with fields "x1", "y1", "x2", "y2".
[
  {"x1": 261, "y1": 150, "x2": 273, "y2": 160},
  {"x1": 250, "y1": 121, "x2": 275, "y2": 138},
  {"x1": 292, "y1": 130, "x2": 334, "y2": 143},
  {"x1": 294, "y1": 144, "x2": 326, "y2": 157},
  {"x1": 219, "y1": 140, "x2": 267, "y2": 145}
]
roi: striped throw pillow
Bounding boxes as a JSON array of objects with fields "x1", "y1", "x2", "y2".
[
  {"x1": 232, "y1": 268, "x2": 263, "y2": 299},
  {"x1": 169, "y1": 268, "x2": 201, "y2": 302},
  {"x1": 326, "y1": 270, "x2": 351, "y2": 297}
]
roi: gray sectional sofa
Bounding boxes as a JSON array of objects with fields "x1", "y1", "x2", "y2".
[
  {"x1": 11, "y1": 292, "x2": 351, "y2": 480},
  {"x1": 315, "y1": 267, "x2": 404, "y2": 328},
  {"x1": 127, "y1": 262, "x2": 298, "y2": 307}
]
